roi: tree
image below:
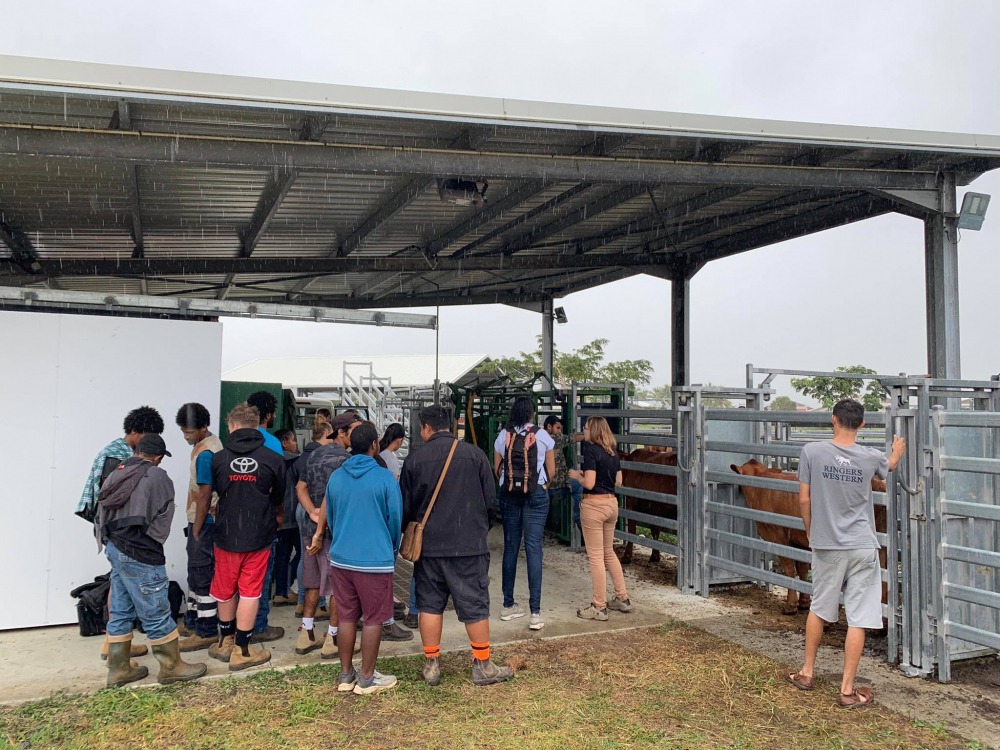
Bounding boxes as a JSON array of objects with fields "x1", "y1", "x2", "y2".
[
  {"x1": 790, "y1": 365, "x2": 888, "y2": 411},
  {"x1": 636, "y1": 384, "x2": 672, "y2": 402},
  {"x1": 769, "y1": 395, "x2": 798, "y2": 411},
  {"x1": 480, "y1": 337, "x2": 653, "y2": 389}
]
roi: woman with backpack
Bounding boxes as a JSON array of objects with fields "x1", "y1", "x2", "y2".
[
  {"x1": 568, "y1": 416, "x2": 632, "y2": 621},
  {"x1": 493, "y1": 396, "x2": 555, "y2": 630}
]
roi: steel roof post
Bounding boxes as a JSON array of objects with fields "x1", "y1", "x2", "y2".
[
  {"x1": 541, "y1": 298, "x2": 554, "y2": 391},
  {"x1": 924, "y1": 173, "x2": 961, "y2": 378},
  {"x1": 670, "y1": 259, "x2": 698, "y2": 388}
]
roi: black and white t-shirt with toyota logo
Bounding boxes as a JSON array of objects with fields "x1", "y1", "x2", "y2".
[{"x1": 210, "y1": 428, "x2": 287, "y2": 553}]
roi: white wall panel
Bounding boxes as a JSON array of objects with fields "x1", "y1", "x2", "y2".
[{"x1": 0, "y1": 311, "x2": 222, "y2": 630}]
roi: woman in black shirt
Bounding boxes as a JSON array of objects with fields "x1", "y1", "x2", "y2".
[{"x1": 568, "y1": 416, "x2": 632, "y2": 620}]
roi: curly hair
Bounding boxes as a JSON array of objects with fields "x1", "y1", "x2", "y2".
[
  {"x1": 273, "y1": 428, "x2": 295, "y2": 444},
  {"x1": 246, "y1": 391, "x2": 277, "y2": 421},
  {"x1": 226, "y1": 403, "x2": 260, "y2": 430},
  {"x1": 175, "y1": 402, "x2": 211, "y2": 430},
  {"x1": 123, "y1": 406, "x2": 164, "y2": 436}
]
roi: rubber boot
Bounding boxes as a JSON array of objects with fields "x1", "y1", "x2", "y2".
[
  {"x1": 106, "y1": 639, "x2": 149, "y2": 688},
  {"x1": 101, "y1": 633, "x2": 148, "y2": 661},
  {"x1": 152, "y1": 638, "x2": 208, "y2": 685}
]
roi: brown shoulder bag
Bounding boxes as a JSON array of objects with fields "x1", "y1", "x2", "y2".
[{"x1": 399, "y1": 439, "x2": 458, "y2": 562}]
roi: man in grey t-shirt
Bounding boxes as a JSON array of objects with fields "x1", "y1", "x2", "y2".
[{"x1": 786, "y1": 399, "x2": 905, "y2": 709}]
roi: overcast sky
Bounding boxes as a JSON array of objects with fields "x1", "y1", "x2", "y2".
[{"x1": 5, "y1": 1, "x2": 998, "y2": 397}]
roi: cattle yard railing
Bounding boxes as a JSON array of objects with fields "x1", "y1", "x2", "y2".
[{"x1": 570, "y1": 370, "x2": 1000, "y2": 681}]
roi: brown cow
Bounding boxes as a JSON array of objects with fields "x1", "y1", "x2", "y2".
[
  {"x1": 730, "y1": 459, "x2": 888, "y2": 616},
  {"x1": 618, "y1": 449, "x2": 678, "y2": 565}
]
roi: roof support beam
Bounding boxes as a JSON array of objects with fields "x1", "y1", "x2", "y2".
[
  {"x1": 110, "y1": 101, "x2": 146, "y2": 259},
  {"x1": 0, "y1": 126, "x2": 940, "y2": 191},
  {"x1": 219, "y1": 167, "x2": 300, "y2": 299},
  {"x1": 341, "y1": 178, "x2": 434, "y2": 257},
  {"x1": 426, "y1": 180, "x2": 547, "y2": 255},
  {"x1": 687, "y1": 194, "x2": 894, "y2": 265},
  {"x1": 0, "y1": 216, "x2": 41, "y2": 273},
  {"x1": 2, "y1": 250, "x2": 671, "y2": 279}
]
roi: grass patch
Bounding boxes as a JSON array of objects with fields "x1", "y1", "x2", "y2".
[{"x1": 0, "y1": 626, "x2": 984, "y2": 750}]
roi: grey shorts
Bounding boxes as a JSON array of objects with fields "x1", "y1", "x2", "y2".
[{"x1": 810, "y1": 548, "x2": 883, "y2": 629}]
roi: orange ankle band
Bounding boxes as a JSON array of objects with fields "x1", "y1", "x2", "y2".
[
  {"x1": 424, "y1": 645, "x2": 440, "y2": 659},
  {"x1": 470, "y1": 641, "x2": 490, "y2": 661}
]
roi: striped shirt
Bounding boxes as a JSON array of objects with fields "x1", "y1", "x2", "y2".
[{"x1": 76, "y1": 438, "x2": 133, "y2": 517}]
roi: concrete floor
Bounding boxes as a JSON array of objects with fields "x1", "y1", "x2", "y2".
[{"x1": 0, "y1": 528, "x2": 665, "y2": 704}]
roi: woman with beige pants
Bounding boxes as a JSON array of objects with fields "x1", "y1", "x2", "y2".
[{"x1": 569, "y1": 417, "x2": 633, "y2": 621}]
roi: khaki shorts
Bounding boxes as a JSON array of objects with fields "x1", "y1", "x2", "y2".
[{"x1": 810, "y1": 548, "x2": 882, "y2": 629}]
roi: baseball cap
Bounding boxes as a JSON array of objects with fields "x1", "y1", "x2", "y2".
[
  {"x1": 137, "y1": 434, "x2": 172, "y2": 457},
  {"x1": 329, "y1": 411, "x2": 362, "y2": 433}
]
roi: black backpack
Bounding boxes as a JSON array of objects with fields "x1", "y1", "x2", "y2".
[{"x1": 503, "y1": 426, "x2": 540, "y2": 495}]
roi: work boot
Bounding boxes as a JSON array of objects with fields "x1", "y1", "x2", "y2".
[
  {"x1": 382, "y1": 621, "x2": 413, "y2": 642},
  {"x1": 321, "y1": 631, "x2": 360, "y2": 658},
  {"x1": 101, "y1": 633, "x2": 148, "y2": 661},
  {"x1": 393, "y1": 600, "x2": 405, "y2": 621},
  {"x1": 295, "y1": 627, "x2": 322, "y2": 655},
  {"x1": 208, "y1": 635, "x2": 235, "y2": 662},
  {"x1": 106, "y1": 639, "x2": 149, "y2": 688},
  {"x1": 179, "y1": 633, "x2": 217, "y2": 653},
  {"x1": 315, "y1": 605, "x2": 330, "y2": 621},
  {"x1": 472, "y1": 658, "x2": 513, "y2": 686},
  {"x1": 295, "y1": 603, "x2": 304, "y2": 617},
  {"x1": 177, "y1": 621, "x2": 193, "y2": 638},
  {"x1": 151, "y1": 638, "x2": 208, "y2": 685},
  {"x1": 229, "y1": 644, "x2": 271, "y2": 672},
  {"x1": 404, "y1": 612, "x2": 419, "y2": 630},
  {"x1": 250, "y1": 625, "x2": 284, "y2": 643},
  {"x1": 422, "y1": 657, "x2": 441, "y2": 686},
  {"x1": 272, "y1": 594, "x2": 296, "y2": 607}
]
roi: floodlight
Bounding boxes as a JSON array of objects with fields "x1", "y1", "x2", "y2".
[
  {"x1": 438, "y1": 178, "x2": 488, "y2": 207},
  {"x1": 958, "y1": 192, "x2": 990, "y2": 230},
  {"x1": 553, "y1": 306, "x2": 568, "y2": 325}
]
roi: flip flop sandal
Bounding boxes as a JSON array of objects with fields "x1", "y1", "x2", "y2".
[
  {"x1": 784, "y1": 671, "x2": 814, "y2": 691},
  {"x1": 838, "y1": 686, "x2": 875, "y2": 709}
]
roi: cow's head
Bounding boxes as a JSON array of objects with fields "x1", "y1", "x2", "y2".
[{"x1": 730, "y1": 458, "x2": 764, "y2": 476}]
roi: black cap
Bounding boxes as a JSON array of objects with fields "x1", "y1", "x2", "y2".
[
  {"x1": 330, "y1": 411, "x2": 362, "y2": 433},
  {"x1": 137, "y1": 434, "x2": 171, "y2": 457}
]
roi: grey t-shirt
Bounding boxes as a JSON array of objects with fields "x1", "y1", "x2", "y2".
[
  {"x1": 380, "y1": 449, "x2": 401, "y2": 477},
  {"x1": 798, "y1": 441, "x2": 888, "y2": 550}
]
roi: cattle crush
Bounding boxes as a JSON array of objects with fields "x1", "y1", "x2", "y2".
[{"x1": 568, "y1": 368, "x2": 1000, "y2": 683}]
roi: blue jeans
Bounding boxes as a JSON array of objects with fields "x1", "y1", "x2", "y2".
[
  {"x1": 408, "y1": 576, "x2": 418, "y2": 614},
  {"x1": 253, "y1": 539, "x2": 278, "y2": 634},
  {"x1": 105, "y1": 541, "x2": 175, "y2": 641},
  {"x1": 500, "y1": 484, "x2": 550, "y2": 614},
  {"x1": 549, "y1": 479, "x2": 584, "y2": 525},
  {"x1": 274, "y1": 528, "x2": 300, "y2": 598}
]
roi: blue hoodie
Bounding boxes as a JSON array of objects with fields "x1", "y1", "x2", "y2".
[{"x1": 326, "y1": 454, "x2": 402, "y2": 573}]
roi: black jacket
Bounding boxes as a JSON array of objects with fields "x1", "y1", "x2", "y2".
[
  {"x1": 400, "y1": 431, "x2": 495, "y2": 558},
  {"x1": 280, "y1": 450, "x2": 301, "y2": 531},
  {"x1": 210, "y1": 428, "x2": 287, "y2": 553}
]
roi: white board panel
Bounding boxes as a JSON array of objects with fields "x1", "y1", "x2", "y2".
[{"x1": 0, "y1": 311, "x2": 222, "y2": 630}]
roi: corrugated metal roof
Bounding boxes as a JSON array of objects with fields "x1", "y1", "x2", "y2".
[
  {"x1": 224, "y1": 353, "x2": 489, "y2": 389},
  {"x1": 0, "y1": 55, "x2": 997, "y2": 312}
]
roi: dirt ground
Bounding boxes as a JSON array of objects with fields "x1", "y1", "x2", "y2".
[
  {"x1": 0, "y1": 625, "x2": 982, "y2": 750},
  {"x1": 564, "y1": 540, "x2": 1000, "y2": 748}
]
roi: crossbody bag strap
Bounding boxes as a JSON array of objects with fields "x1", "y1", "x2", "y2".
[{"x1": 418, "y1": 439, "x2": 458, "y2": 530}]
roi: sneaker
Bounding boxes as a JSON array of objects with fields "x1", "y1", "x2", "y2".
[
  {"x1": 250, "y1": 626, "x2": 284, "y2": 643},
  {"x1": 337, "y1": 668, "x2": 358, "y2": 692},
  {"x1": 353, "y1": 670, "x2": 398, "y2": 695},
  {"x1": 315, "y1": 605, "x2": 330, "y2": 622},
  {"x1": 208, "y1": 635, "x2": 235, "y2": 662},
  {"x1": 608, "y1": 596, "x2": 633, "y2": 613},
  {"x1": 295, "y1": 627, "x2": 322, "y2": 655},
  {"x1": 500, "y1": 604, "x2": 525, "y2": 621},
  {"x1": 422, "y1": 657, "x2": 441, "y2": 686},
  {"x1": 472, "y1": 658, "x2": 514, "y2": 686},
  {"x1": 404, "y1": 613, "x2": 419, "y2": 630},
  {"x1": 228, "y1": 644, "x2": 271, "y2": 672},
  {"x1": 382, "y1": 621, "x2": 414, "y2": 642},
  {"x1": 529, "y1": 613, "x2": 544, "y2": 630},
  {"x1": 577, "y1": 603, "x2": 609, "y2": 621}
]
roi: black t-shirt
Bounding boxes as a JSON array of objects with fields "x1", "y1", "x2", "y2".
[
  {"x1": 108, "y1": 527, "x2": 165, "y2": 566},
  {"x1": 582, "y1": 442, "x2": 620, "y2": 496}
]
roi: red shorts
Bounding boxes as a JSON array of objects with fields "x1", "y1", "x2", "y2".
[
  {"x1": 329, "y1": 567, "x2": 393, "y2": 625},
  {"x1": 210, "y1": 547, "x2": 271, "y2": 602}
]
